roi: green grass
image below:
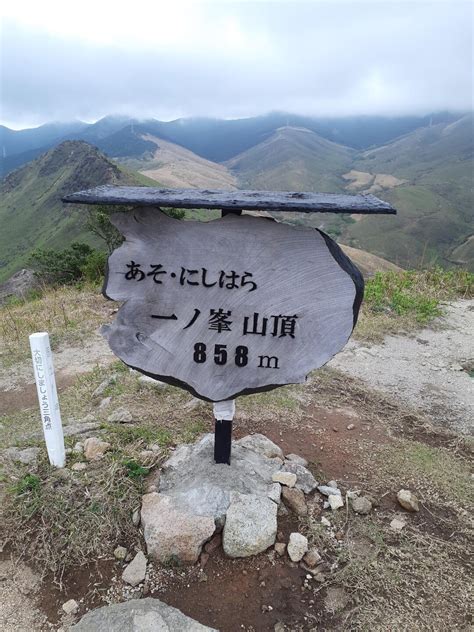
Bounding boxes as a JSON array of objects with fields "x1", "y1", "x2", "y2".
[{"x1": 356, "y1": 268, "x2": 474, "y2": 341}]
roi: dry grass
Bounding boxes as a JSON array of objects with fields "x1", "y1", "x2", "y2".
[
  {"x1": 1, "y1": 453, "x2": 144, "y2": 583},
  {"x1": 300, "y1": 427, "x2": 473, "y2": 630},
  {"x1": 355, "y1": 268, "x2": 474, "y2": 342},
  {"x1": 0, "y1": 283, "x2": 111, "y2": 367}
]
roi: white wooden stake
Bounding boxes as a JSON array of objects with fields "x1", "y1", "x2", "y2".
[{"x1": 29, "y1": 332, "x2": 65, "y2": 468}]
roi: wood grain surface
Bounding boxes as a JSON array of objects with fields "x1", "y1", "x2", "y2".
[
  {"x1": 63, "y1": 185, "x2": 395, "y2": 214},
  {"x1": 102, "y1": 209, "x2": 363, "y2": 401}
]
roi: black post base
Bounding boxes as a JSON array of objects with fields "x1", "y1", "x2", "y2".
[{"x1": 214, "y1": 419, "x2": 232, "y2": 464}]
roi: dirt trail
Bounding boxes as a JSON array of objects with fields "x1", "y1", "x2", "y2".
[
  {"x1": 330, "y1": 299, "x2": 474, "y2": 434},
  {"x1": 0, "y1": 333, "x2": 115, "y2": 414}
]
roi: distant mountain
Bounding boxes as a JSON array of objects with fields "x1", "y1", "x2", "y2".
[
  {"x1": 120, "y1": 134, "x2": 237, "y2": 189},
  {"x1": 0, "y1": 120, "x2": 88, "y2": 157},
  {"x1": 1, "y1": 112, "x2": 472, "y2": 274},
  {"x1": 226, "y1": 126, "x2": 354, "y2": 192},
  {"x1": 341, "y1": 114, "x2": 474, "y2": 269},
  {"x1": 0, "y1": 141, "x2": 156, "y2": 282},
  {"x1": 141, "y1": 112, "x2": 461, "y2": 162},
  {"x1": 1, "y1": 111, "x2": 462, "y2": 175}
]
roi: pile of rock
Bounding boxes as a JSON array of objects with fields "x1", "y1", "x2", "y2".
[{"x1": 138, "y1": 433, "x2": 318, "y2": 564}]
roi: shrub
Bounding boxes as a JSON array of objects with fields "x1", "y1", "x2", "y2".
[
  {"x1": 81, "y1": 250, "x2": 108, "y2": 283},
  {"x1": 29, "y1": 242, "x2": 94, "y2": 285}
]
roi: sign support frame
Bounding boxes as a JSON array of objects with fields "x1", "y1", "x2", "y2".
[{"x1": 213, "y1": 208, "x2": 242, "y2": 464}]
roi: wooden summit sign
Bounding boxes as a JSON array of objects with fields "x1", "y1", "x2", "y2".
[
  {"x1": 64, "y1": 186, "x2": 396, "y2": 463},
  {"x1": 100, "y1": 207, "x2": 363, "y2": 402},
  {"x1": 63, "y1": 186, "x2": 395, "y2": 404}
]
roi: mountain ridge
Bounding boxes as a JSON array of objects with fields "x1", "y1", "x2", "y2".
[
  {"x1": 0, "y1": 141, "x2": 157, "y2": 282},
  {"x1": 1, "y1": 111, "x2": 466, "y2": 176}
]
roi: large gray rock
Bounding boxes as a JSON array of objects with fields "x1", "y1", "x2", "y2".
[
  {"x1": 71, "y1": 598, "x2": 216, "y2": 631},
  {"x1": 159, "y1": 434, "x2": 282, "y2": 526},
  {"x1": 0, "y1": 269, "x2": 39, "y2": 306},
  {"x1": 223, "y1": 493, "x2": 277, "y2": 557},
  {"x1": 143, "y1": 434, "x2": 302, "y2": 564},
  {"x1": 141, "y1": 493, "x2": 215, "y2": 564}
]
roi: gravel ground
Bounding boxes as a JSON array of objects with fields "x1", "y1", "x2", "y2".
[
  {"x1": 330, "y1": 299, "x2": 474, "y2": 434},
  {"x1": 0, "y1": 332, "x2": 114, "y2": 394},
  {"x1": 0, "y1": 559, "x2": 47, "y2": 632}
]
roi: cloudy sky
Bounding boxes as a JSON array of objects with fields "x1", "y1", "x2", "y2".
[{"x1": 0, "y1": 0, "x2": 472, "y2": 129}]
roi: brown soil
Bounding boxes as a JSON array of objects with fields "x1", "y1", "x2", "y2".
[
  {"x1": 28, "y1": 405, "x2": 393, "y2": 631},
  {"x1": 0, "y1": 371, "x2": 77, "y2": 415}
]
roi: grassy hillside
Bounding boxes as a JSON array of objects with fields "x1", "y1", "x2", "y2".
[
  {"x1": 343, "y1": 115, "x2": 473, "y2": 269},
  {"x1": 0, "y1": 141, "x2": 156, "y2": 283},
  {"x1": 121, "y1": 134, "x2": 237, "y2": 189},
  {"x1": 226, "y1": 126, "x2": 354, "y2": 192}
]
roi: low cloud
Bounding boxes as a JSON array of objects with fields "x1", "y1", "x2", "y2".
[{"x1": 1, "y1": 1, "x2": 472, "y2": 127}]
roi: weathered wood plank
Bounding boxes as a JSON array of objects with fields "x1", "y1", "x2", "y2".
[
  {"x1": 62, "y1": 185, "x2": 396, "y2": 214},
  {"x1": 101, "y1": 209, "x2": 364, "y2": 401}
]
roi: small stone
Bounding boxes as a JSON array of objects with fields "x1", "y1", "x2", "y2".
[
  {"x1": 114, "y1": 546, "x2": 127, "y2": 560},
  {"x1": 148, "y1": 444, "x2": 163, "y2": 453},
  {"x1": 274, "y1": 623, "x2": 285, "y2": 632},
  {"x1": 282, "y1": 487, "x2": 308, "y2": 516},
  {"x1": 303, "y1": 548, "x2": 321, "y2": 567},
  {"x1": 272, "y1": 471, "x2": 297, "y2": 487},
  {"x1": 72, "y1": 442, "x2": 84, "y2": 454},
  {"x1": 285, "y1": 454, "x2": 308, "y2": 467},
  {"x1": 62, "y1": 599, "x2": 79, "y2": 615},
  {"x1": 327, "y1": 480, "x2": 338, "y2": 489},
  {"x1": 328, "y1": 494, "x2": 344, "y2": 510},
  {"x1": 351, "y1": 496, "x2": 373, "y2": 515},
  {"x1": 142, "y1": 582, "x2": 150, "y2": 596},
  {"x1": 98, "y1": 396, "x2": 112, "y2": 409},
  {"x1": 390, "y1": 518, "x2": 406, "y2": 531},
  {"x1": 274, "y1": 542, "x2": 286, "y2": 556},
  {"x1": 200, "y1": 552, "x2": 209, "y2": 568},
  {"x1": 83, "y1": 437, "x2": 111, "y2": 461},
  {"x1": 107, "y1": 407, "x2": 133, "y2": 424},
  {"x1": 346, "y1": 490, "x2": 360, "y2": 499},
  {"x1": 132, "y1": 508, "x2": 140, "y2": 526},
  {"x1": 138, "y1": 375, "x2": 167, "y2": 388},
  {"x1": 397, "y1": 489, "x2": 420, "y2": 512},
  {"x1": 321, "y1": 516, "x2": 331, "y2": 527},
  {"x1": 71, "y1": 462, "x2": 87, "y2": 472},
  {"x1": 277, "y1": 503, "x2": 289, "y2": 517},
  {"x1": 198, "y1": 572, "x2": 208, "y2": 583},
  {"x1": 287, "y1": 533, "x2": 308, "y2": 562},
  {"x1": 347, "y1": 424, "x2": 355, "y2": 430},
  {"x1": 317, "y1": 485, "x2": 341, "y2": 497},
  {"x1": 92, "y1": 376, "x2": 117, "y2": 399},
  {"x1": 122, "y1": 551, "x2": 147, "y2": 586},
  {"x1": 281, "y1": 462, "x2": 318, "y2": 494}
]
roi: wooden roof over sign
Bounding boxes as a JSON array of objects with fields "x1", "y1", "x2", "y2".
[{"x1": 62, "y1": 185, "x2": 396, "y2": 215}]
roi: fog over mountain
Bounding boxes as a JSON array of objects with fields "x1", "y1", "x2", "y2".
[{"x1": 1, "y1": 1, "x2": 472, "y2": 128}]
